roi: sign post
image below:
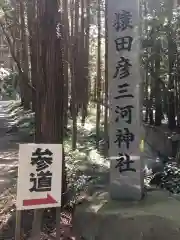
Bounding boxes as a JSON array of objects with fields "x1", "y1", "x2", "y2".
[
  {"x1": 108, "y1": 0, "x2": 144, "y2": 200},
  {"x1": 16, "y1": 144, "x2": 62, "y2": 238}
]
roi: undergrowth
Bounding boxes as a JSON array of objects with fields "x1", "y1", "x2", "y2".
[{"x1": 4, "y1": 101, "x2": 108, "y2": 207}]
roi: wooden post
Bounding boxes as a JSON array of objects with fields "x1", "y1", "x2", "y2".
[
  {"x1": 108, "y1": 0, "x2": 144, "y2": 200},
  {"x1": 31, "y1": 209, "x2": 43, "y2": 240},
  {"x1": 56, "y1": 207, "x2": 61, "y2": 240},
  {"x1": 15, "y1": 210, "x2": 22, "y2": 240}
]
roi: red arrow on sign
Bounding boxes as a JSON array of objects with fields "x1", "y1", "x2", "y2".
[{"x1": 23, "y1": 194, "x2": 57, "y2": 206}]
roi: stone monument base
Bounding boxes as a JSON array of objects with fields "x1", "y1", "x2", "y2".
[{"x1": 73, "y1": 190, "x2": 180, "y2": 240}]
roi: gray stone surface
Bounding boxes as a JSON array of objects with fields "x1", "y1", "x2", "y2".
[
  {"x1": 108, "y1": 0, "x2": 144, "y2": 201},
  {"x1": 73, "y1": 190, "x2": 180, "y2": 240}
]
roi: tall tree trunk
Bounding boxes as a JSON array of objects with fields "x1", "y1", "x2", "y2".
[
  {"x1": 27, "y1": 0, "x2": 37, "y2": 112},
  {"x1": 19, "y1": 0, "x2": 31, "y2": 109},
  {"x1": 177, "y1": 53, "x2": 180, "y2": 126},
  {"x1": 168, "y1": 34, "x2": 176, "y2": 130},
  {"x1": 144, "y1": 70, "x2": 149, "y2": 123},
  {"x1": 154, "y1": 39, "x2": 162, "y2": 126},
  {"x1": 96, "y1": 0, "x2": 101, "y2": 148},
  {"x1": 71, "y1": 0, "x2": 79, "y2": 150},
  {"x1": 104, "y1": 0, "x2": 108, "y2": 155},
  {"x1": 62, "y1": 0, "x2": 69, "y2": 128},
  {"x1": 81, "y1": 0, "x2": 89, "y2": 125},
  {"x1": 32, "y1": 0, "x2": 66, "y2": 237},
  {"x1": 167, "y1": 1, "x2": 176, "y2": 130}
]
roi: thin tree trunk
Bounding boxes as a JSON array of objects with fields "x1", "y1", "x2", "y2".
[
  {"x1": 96, "y1": 0, "x2": 101, "y2": 148},
  {"x1": 104, "y1": 0, "x2": 108, "y2": 155},
  {"x1": 154, "y1": 39, "x2": 162, "y2": 126},
  {"x1": 71, "y1": 0, "x2": 79, "y2": 150},
  {"x1": 27, "y1": 0, "x2": 37, "y2": 112},
  {"x1": 168, "y1": 34, "x2": 176, "y2": 129},
  {"x1": 144, "y1": 70, "x2": 149, "y2": 123},
  {"x1": 19, "y1": 0, "x2": 31, "y2": 109},
  {"x1": 62, "y1": 0, "x2": 69, "y2": 128},
  {"x1": 81, "y1": 0, "x2": 89, "y2": 125},
  {"x1": 167, "y1": 1, "x2": 176, "y2": 130}
]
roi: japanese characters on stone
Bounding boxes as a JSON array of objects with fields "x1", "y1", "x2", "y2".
[
  {"x1": 29, "y1": 148, "x2": 53, "y2": 192},
  {"x1": 113, "y1": 9, "x2": 136, "y2": 173}
]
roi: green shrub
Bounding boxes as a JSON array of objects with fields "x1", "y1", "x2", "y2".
[{"x1": 2, "y1": 71, "x2": 20, "y2": 99}]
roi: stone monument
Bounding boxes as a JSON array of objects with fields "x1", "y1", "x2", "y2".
[{"x1": 108, "y1": 0, "x2": 144, "y2": 200}]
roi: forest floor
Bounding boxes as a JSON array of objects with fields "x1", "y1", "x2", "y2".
[
  {"x1": 0, "y1": 101, "x2": 109, "y2": 239},
  {"x1": 0, "y1": 101, "x2": 180, "y2": 239},
  {"x1": 1, "y1": 101, "x2": 178, "y2": 239}
]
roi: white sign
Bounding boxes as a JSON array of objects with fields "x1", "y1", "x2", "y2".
[
  {"x1": 108, "y1": 0, "x2": 144, "y2": 200},
  {"x1": 16, "y1": 144, "x2": 62, "y2": 210}
]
